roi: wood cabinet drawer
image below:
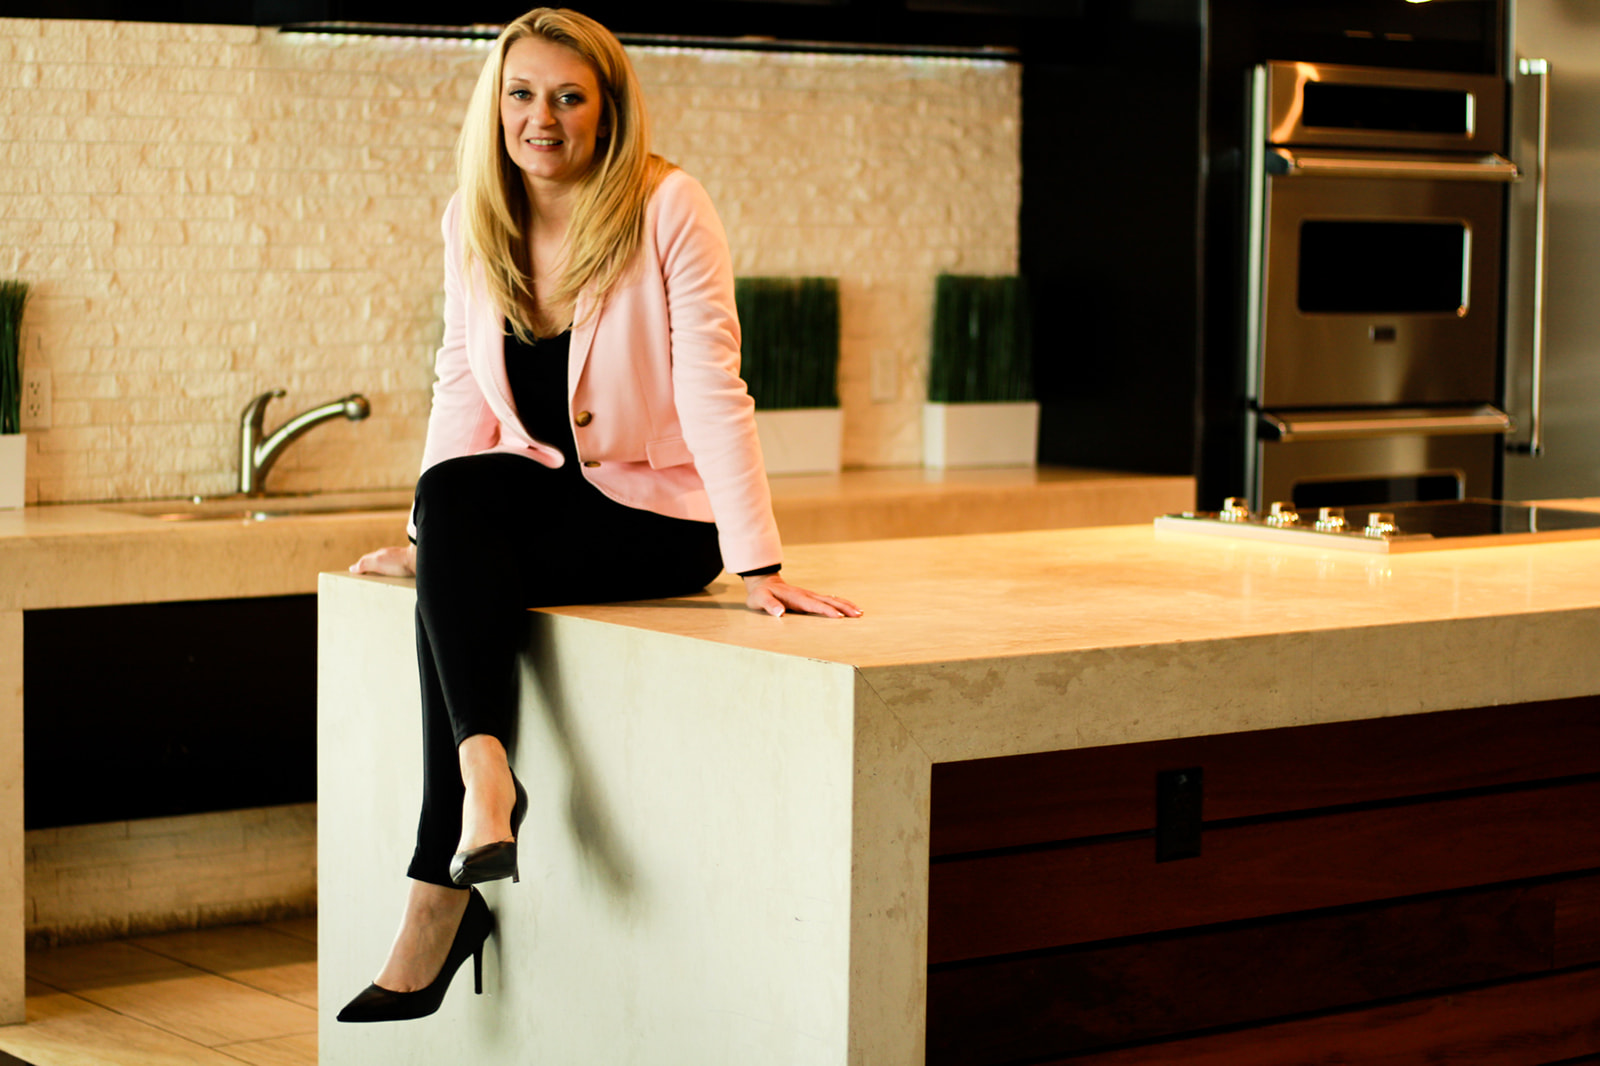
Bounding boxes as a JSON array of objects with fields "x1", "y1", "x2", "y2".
[
  {"x1": 930, "y1": 696, "x2": 1600, "y2": 857},
  {"x1": 927, "y1": 697, "x2": 1600, "y2": 1064}
]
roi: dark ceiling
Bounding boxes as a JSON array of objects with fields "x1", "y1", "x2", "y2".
[
  {"x1": 3, "y1": 0, "x2": 1502, "y2": 69},
  {"x1": 2, "y1": 0, "x2": 1152, "y2": 58}
]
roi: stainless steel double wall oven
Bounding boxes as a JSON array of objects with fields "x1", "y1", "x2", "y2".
[{"x1": 1244, "y1": 61, "x2": 1518, "y2": 508}]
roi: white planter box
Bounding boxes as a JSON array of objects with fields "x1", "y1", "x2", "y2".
[
  {"x1": 754, "y1": 407, "x2": 843, "y2": 476},
  {"x1": 0, "y1": 433, "x2": 24, "y2": 510},
  {"x1": 922, "y1": 401, "x2": 1040, "y2": 469}
]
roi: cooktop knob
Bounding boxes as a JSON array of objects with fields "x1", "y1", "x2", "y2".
[
  {"x1": 1220, "y1": 497, "x2": 1250, "y2": 521},
  {"x1": 1365, "y1": 511, "x2": 1398, "y2": 538},
  {"x1": 1266, "y1": 501, "x2": 1300, "y2": 527},
  {"x1": 1315, "y1": 506, "x2": 1347, "y2": 533}
]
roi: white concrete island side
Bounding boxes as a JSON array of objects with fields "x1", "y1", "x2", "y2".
[{"x1": 317, "y1": 519, "x2": 1600, "y2": 1066}]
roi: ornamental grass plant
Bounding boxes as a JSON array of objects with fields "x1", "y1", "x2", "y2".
[
  {"x1": 0, "y1": 279, "x2": 28, "y2": 435},
  {"x1": 928, "y1": 274, "x2": 1034, "y2": 404},
  {"x1": 734, "y1": 277, "x2": 840, "y2": 410}
]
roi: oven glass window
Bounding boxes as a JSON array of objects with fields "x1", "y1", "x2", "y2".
[
  {"x1": 1297, "y1": 221, "x2": 1468, "y2": 314},
  {"x1": 1301, "y1": 82, "x2": 1471, "y2": 135}
]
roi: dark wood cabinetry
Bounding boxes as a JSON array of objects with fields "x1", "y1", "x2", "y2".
[{"x1": 927, "y1": 697, "x2": 1600, "y2": 1064}]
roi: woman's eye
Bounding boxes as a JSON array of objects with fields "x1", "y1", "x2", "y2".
[
  {"x1": 508, "y1": 88, "x2": 530, "y2": 100},
  {"x1": 559, "y1": 93, "x2": 584, "y2": 106}
]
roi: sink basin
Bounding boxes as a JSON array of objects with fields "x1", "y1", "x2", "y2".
[{"x1": 102, "y1": 489, "x2": 413, "y2": 522}]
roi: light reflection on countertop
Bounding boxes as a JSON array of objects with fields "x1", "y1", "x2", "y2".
[{"x1": 541, "y1": 519, "x2": 1600, "y2": 672}]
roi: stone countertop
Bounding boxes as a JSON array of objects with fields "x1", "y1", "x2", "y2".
[
  {"x1": 547, "y1": 519, "x2": 1600, "y2": 665},
  {"x1": 541, "y1": 517, "x2": 1600, "y2": 762},
  {"x1": 0, "y1": 490, "x2": 413, "y2": 611},
  {"x1": 762, "y1": 465, "x2": 1192, "y2": 543},
  {"x1": 0, "y1": 467, "x2": 1194, "y2": 612}
]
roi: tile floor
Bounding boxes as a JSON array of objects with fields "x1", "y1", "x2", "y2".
[{"x1": 0, "y1": 919, "x2": 317, "y2": 1066}]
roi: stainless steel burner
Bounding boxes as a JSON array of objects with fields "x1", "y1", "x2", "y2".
[{"x1": 1155, "y1": 499, "x2": 1600, "y2": 553}]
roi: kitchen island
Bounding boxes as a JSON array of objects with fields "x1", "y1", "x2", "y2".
[
  {"x1": 318, "y1": 520, "x2": 1600, "y2": 1065},
  {"x1": 0, "y1": 467, "x2": 1190, "y2": 1027}
]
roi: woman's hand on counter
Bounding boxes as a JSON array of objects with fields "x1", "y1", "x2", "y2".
[
  {"x1": 350, "y1": 544, "x2": 417, "y2": 577},
  {"x1": 743, "y1": 573, "x2": 862, "y2": 619}
]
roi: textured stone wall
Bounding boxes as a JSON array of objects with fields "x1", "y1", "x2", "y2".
[
  {"x1": 24, "y1": 804, "x2": 316, "y2": 947},
  {"x1": 0, "y1": 19, "x2": 1019, "y2": 503}
]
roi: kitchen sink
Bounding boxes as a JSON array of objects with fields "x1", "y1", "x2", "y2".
[{"x1": 102, "y1": 489, "x2": 413, "y2": 522}]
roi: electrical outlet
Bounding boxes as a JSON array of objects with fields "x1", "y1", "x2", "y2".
[
  {"x1": 870, "y1": 350, "x2": 898, "y2": 404},
  {"x1": 21, "y1": 367, "x2": 50, "y2": 430}
]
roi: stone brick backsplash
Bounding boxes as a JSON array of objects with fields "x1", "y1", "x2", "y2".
[
  {"x1": 0, "y1": 18, "x2": 1019, "y2": 504},
  {"x1": 24, "y1": 803, "x2": 316, "y2": 948}
]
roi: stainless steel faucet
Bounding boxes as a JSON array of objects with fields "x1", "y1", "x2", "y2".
[{"x1": 238, "y1": 389, "x2": 371, "y2": 496}]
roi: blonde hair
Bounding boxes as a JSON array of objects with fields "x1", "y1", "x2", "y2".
[{"x1": 456, "y1": 7, "x2": 673, "y2": 340}]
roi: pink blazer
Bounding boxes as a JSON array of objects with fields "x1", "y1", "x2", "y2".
[{"x1": 412, "y1": 170, "x2": 783, "y2": 576}]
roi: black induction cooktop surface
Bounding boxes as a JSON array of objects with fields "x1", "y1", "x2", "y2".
[{"x1": 1344, "y1": 499, "x2": 1600, "y2": 539}]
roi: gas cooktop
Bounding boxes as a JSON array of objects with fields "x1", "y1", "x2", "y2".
[{"x1": 1155, "y1": 499, "x2": 1600, "y2": 553}]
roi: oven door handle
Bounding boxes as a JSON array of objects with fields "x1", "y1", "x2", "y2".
[
  {"x1": 1260, "y1": 406, "x2": 1514, "y2": 443},
  {"x1": 1508, "y1": 57, "x2": 1550, "y2": 457},
  {"x1": 1267, "y1": 148, "x2": 1521, "y2": 183}
]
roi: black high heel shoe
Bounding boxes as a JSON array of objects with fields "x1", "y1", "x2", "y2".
[
  {"x1": 336, "y1": 887, "x2": 493, "y2": 1023},
  {"x1": 449, "y1": 771, "x2": 528, "y2": 886}
]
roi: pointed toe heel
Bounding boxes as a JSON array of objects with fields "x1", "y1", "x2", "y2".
[{"x1": 336, "y1": 888, "x2": 493, "y2": 1023}]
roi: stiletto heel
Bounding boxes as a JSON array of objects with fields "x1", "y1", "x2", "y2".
[
  {"x1": 450, "y1": 770, "x2": 528, "y2": 887},
  {"x1": 337, "y1": 888, "x2": 494, "y2": 1023}
]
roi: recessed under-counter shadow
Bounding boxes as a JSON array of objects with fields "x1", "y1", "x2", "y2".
[{"x1": 24, "y1": 595, "x2": 317, "y2": 829}]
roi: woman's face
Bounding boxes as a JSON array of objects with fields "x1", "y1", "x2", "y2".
[{"x1": 500, "y1": 35, "x2": 607, "y2": 194}]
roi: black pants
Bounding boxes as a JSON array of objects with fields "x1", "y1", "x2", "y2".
[{"x1": 407, "y1": 453, "x2": 724, "y2": 886}]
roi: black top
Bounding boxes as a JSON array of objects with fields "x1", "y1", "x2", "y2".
[
  {"x1": 504, "y1": 324, "x2": 580, "y2": 476},
  {"x1": 500, "y1": 321, "x2": 780, "y2": 578}
]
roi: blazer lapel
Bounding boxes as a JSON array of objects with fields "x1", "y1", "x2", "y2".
[
  {"x1": 466, "y1": 267, "x2": 516, "y2": 423},
  {"x1": 568, "y1": 287, "x2": 599, "y2": 402}
]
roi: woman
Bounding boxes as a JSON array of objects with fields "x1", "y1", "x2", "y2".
[{"x1": 337, "y1": 8, "x2": 860, "y2": 1023}]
